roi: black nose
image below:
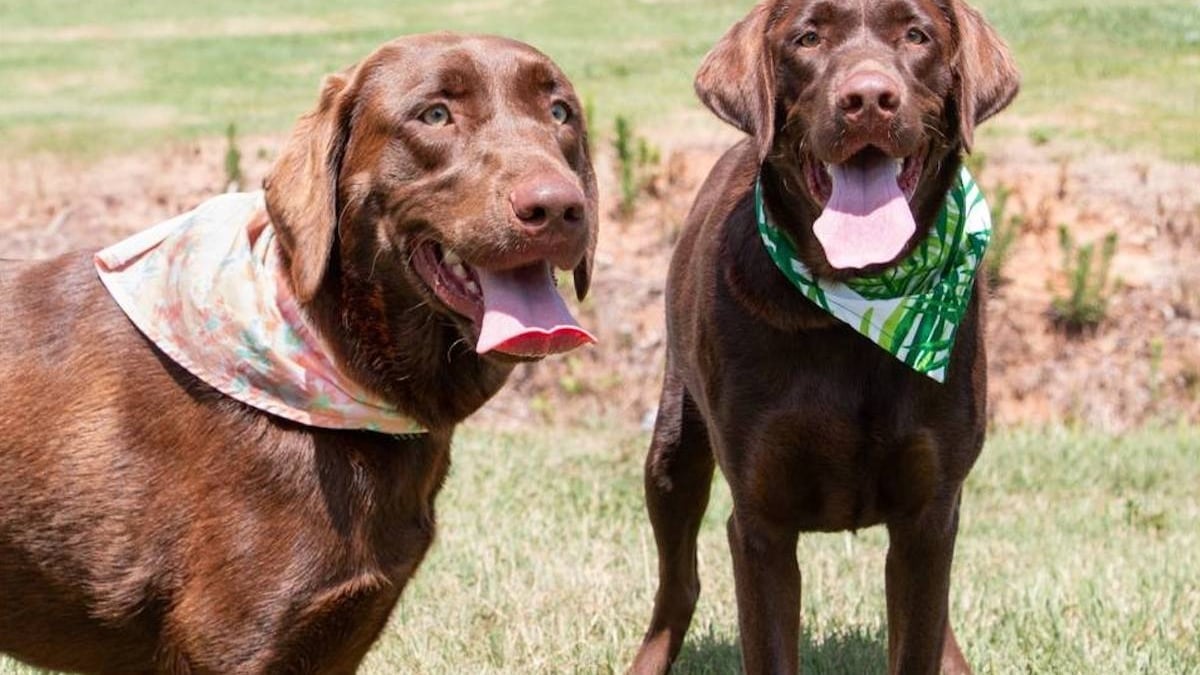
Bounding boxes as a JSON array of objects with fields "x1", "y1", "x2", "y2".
[
  {"x1": 510, "y1": 173, "x2": 585, "y2": 231},
  {"x1": 837, "y1": 70, "x2": 902, "y2": 124}
]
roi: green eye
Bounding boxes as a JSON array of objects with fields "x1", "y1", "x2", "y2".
[
  {"x1": 906, "y1": 28, "x2": 930, "y2": 45},
  {"x1": 796, "y1": 31, "x2": 821, "y2": 48},
  {"x1": 420, "y1": 104, "x2": 452, "y2": 126},
  {"x1": 550, "y1": 101, "x2": 571, "y2": 124}
]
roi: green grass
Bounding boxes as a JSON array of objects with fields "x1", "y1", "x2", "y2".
[
  {"x1": 0, "y1": 0, "x2": 1197, "y2": 161},
  {"x1": 973, "y1": 0, "x2": 1200, "y2": 162},
  {"x1": 0, "y1": 0, "x2": 745, "y2": 157},
  {"x1": 7, "y1": 424, "x2": 1196, "y2": 674}
]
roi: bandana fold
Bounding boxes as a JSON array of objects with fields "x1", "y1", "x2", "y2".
[{"x1": 95, "y1": 191, "x2": 425, "y2": 435}]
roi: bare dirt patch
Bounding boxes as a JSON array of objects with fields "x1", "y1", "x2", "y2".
[{"x1": 2, "y1": 135, "x2": 1195, "y2": 431}]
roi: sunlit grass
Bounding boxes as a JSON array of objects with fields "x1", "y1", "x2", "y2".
[
  {"x1": 0, "y1": 0, "x2": 1197, "y2": 160},
  {"x1": 379, "y1": 424, "x2": 1200, "y2": 674},
  {"x1": 2, "y1": 424, "x2": 1196, "y2": 673},
  {"x1": 0, "y1": 0, "x2": 746, "y2": 158}
]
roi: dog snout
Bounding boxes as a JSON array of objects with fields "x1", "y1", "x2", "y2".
[
  {"x1": 509, "y1": 173, "x2": 586, "y2": 233},
  {"x1": 836, "y1": 69, "x2": 902, "y2": 126}
]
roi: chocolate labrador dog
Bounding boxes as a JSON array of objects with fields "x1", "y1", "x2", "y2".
[
  {"x1": 630, "y1": 1, "x2": 1017, "y2": 674},
  {"x1": 0, "y1": 33, "x2": 596, "y2": 673}
]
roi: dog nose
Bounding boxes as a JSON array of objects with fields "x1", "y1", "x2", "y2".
[
  {"x1": 837, "y1": 70, "x2": 901, "y2": 123},
  {"x1": 510, "y1": 174, "x2": 586, "y2": 231}
]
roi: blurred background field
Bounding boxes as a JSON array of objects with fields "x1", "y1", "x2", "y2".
[
  {"x1": 1, "y1": 1, "x2": 1197, "y2": 673},
  {"x1": 1, "y1": 0, "x2": 1198, "y2": 159}
]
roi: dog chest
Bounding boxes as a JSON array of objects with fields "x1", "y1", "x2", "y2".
[{"x1": 699, "y1": 328, "x2": 958, "y2": 532}]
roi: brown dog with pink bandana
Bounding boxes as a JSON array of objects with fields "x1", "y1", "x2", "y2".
[{"x1": 0, "y1": 33, "x2": 595, "y2": 673}]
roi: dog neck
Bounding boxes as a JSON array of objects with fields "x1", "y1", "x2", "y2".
[{"x1": 303, "y1": 241, "x2": 514, "y2": 432}]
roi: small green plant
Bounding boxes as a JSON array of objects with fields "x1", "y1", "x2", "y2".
[
  {"x1": 983, "y1": 184, "x2": 1024, "y2": 287},
  {"x1": 1148, "y1": 337, "x2": 1164, "y2": 406},
  {"x1": 637, "y1": 136, "x2": 660, "y2": 171},
  {"x1": 1029, "y1": 126, "x2": 1053, "y2": 147},
  {"x1": 1051, "y1": 225, "x2": 1118, "y2": 333},
  {"x1": 613, "y1": 115, "x2": 660, "y2": 218},
  {"x1": 558, "y1": 356, "x2": 587, "y2": 396},
  {"x1": 583, "y1": 95, "x2": 596, "y2": 154},
  {"x1": 224, "y1": 122, "x2": 243, "y2": 192},
  {"x1": 1124, "y1": 498, "x2": 1168, "y2": 534},
  {"x1": 614, "y1": 115, "x2": 636, "y2": 216}
]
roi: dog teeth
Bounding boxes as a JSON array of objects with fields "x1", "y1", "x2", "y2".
[
  {"x1": 465, "y1": 281, "x2": 480, "y2": 295},
  {"x1": 443, "y1": 250, "x2": 462, "y2": 266},
  {"x1": 450, "y1": 263, "x2": 468, "y2": 280},
  {"x1": 894, "y1": 159, "x2": 904, "y2": 176}
]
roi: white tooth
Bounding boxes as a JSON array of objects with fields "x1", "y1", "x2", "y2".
[
  {"x1": 443, "y1": 250, "x2": 462, "y2": 265},
  {"x1": 895, "y1": 159, "x2": 904, "y2": 176},
  {"x1": 451, "y1": 263, "x2": 468, "y2": 280},
  {"x1": 823, "y1": 162, "x2": 832, "y2": 176},
  {"x1": 465, "y1": 281, "x2": 480, "y2": 295}
]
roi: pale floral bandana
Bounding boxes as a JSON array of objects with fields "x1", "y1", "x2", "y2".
[
  {"x1": 755, "y1": 167, "x2": 992, "y2": 382},
  {"x1": 95, "y1": 192, "x2": 426, "y2": 435}
]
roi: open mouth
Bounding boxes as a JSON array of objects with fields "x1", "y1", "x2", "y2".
[
  {"x1": 413, "y1": 241, "x2": 485, "y2": 323},
  {"x1": 411, "y1": 240, "x2": 595, "y2": 359},
  {"x1": 804, "y1": 146, "x2": 925, "y2": 208},
  {"x1": 803, "y1": 146, "x2": 927, "y2": 271}
]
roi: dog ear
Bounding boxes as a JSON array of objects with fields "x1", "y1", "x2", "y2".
[
  {"x1": 572, "y1": 226, "x2": 596, "y2": 301},
  {"x1": 263, "y1": 67, "x2": 357, "y2": 303},
  {"x1": 951, "y1": 1, "x2": 1020, "y2": 153},
  {"x1": 694, "y1": 1, "x2": 777, "y2": 161},
  {"x1": 573, "y1": 122, "x2": 600, "y2": 302}
]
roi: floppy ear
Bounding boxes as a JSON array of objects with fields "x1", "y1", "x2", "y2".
[
  {"x1": 572, "y1": 122, "x2": 600, "y2": 302},
  {"x1": 572, "y1": 217, "x2": 596, "y2": 302},
  {"x1": 263, "y1": 67, "x2": 357, "y2": 303},
  {"x1": 951, "y1": 1, "x2": 1020, "y2": 153},
  {"x1": 694, "y1": 1, "x2": 777, "y2": 161}
]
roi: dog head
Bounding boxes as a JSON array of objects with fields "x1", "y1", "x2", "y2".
[
  {"x1": 264, "y1": 33, "x2": 598, "y2": 368},
  {"x1": 696, "y1": 0, "x2": 1018, "y2": 276}
]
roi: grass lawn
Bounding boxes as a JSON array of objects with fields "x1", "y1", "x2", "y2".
[
  {"x1": 1, "y1": 0, "x2": 1198, "y2": 161},
  {"x1": 6, "y1": 424, "x2": 1195, "y2": 674},
  {"x1": 362, "y1": 424, "x2": 1200, "y2": 673}
]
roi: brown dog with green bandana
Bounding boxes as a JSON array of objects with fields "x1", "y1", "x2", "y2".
[{"x1": 629, "y1": 1, "x2": 1018, "y2": 673}]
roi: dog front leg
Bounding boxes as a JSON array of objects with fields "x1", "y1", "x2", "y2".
[
  {"x1": 884, "y1": 489, "x2": 969, "y2": 675},
  {"x1": 727, "y1": 509, "x2": 801, "y2": 675}
]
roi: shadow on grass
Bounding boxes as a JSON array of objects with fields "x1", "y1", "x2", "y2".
[{"x1": 671, "y1": 623, "x2": 887, "y2": 674}]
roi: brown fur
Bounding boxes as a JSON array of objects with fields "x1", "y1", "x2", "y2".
[
  {"x1": 0, "y1": 33, "x2": 597, "y2": 674},
  {"x1": 629, "y1": 2, "x2": 1018, "y2": 673}
]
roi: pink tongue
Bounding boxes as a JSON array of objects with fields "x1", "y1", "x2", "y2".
[
  {"x1": 812, "y1": 156, "x2": 915, "y2": 269},
  {"x1": 475, "y1": 263, "x2": 596, "y2": 357}
]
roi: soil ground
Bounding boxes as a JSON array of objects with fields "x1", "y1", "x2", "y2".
[{"x1": 2, "y1": 130, "x2": 1196, "y2": 432}]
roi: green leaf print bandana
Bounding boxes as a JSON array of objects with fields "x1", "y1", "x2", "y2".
[{"x1": 755, "y1": 167, "x2": 991, "y2": 383}]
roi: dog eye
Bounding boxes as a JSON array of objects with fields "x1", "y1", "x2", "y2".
[
  {"x1": 419, "y1": 104, "x2": 452, "y2": 126},
  {"x1": 905, "y1": 28, "x2": 930, "y2": 45},
  {"x1": 550, "y1": 101, "x2": 572, "y2": 124},
  {"x1": 795, "y1": 31, "x2": 821, "y2": 48}
]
